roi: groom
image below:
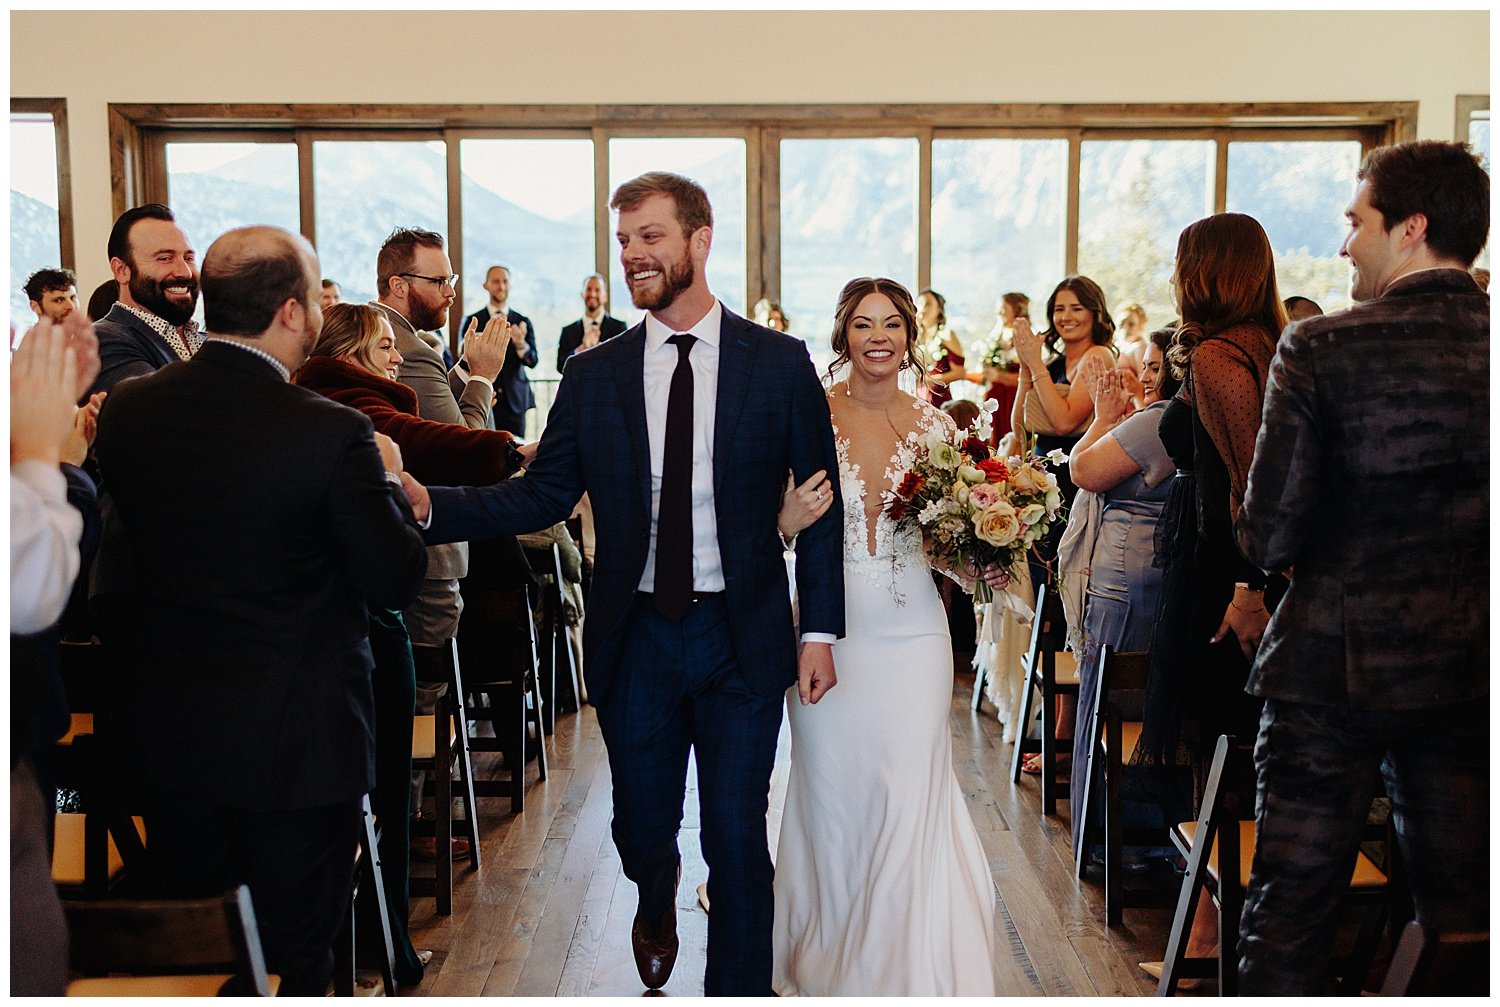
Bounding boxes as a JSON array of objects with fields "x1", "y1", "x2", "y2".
[{"x1": 423, "y1": 171, "x2": 844, "y2": 994}]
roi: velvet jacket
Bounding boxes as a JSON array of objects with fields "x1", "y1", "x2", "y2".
[{"x1": 294, "y1": 354, "x2": 514, "y2": 488}]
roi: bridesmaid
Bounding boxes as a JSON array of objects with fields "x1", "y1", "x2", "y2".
[
  {"x1": 915, "y1": 288, "x2": 966, "y2": 408},
  {"x1": 968, "y1": 291, "x2": 1028, "y2": 447}
]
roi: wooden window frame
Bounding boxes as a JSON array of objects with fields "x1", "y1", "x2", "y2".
[
  {"x1": 12, "y1": 97, "x2": 74, "y2": 271},
  {"x1": 116, "y1": 101, "x2": 1412, "y2": 353}
]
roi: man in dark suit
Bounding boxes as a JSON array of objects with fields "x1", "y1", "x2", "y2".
[
  {"x1": 93, "y1": 225, "x2": 429, "y2": 996},
  {"x1": 423, "y1": 172, "x2": 843, "y2": 995},
  {"x1": 459, "y1": 264, "x2": 537, "y2": 435},
  {"x1": 87, "y1": 203, "x2": 202, "y2": 399},
  {"x1": 1235, "y1": 141, "x2": 1489, "y2": 994},
  {"x1": 557, "y1": 272, "x2": 627, "y2": 372}
]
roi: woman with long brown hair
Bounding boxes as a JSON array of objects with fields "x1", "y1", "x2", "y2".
[
  {"x1": 773, "y1": 276, "x2": 1001, "y2": 996},
  {"x1": 1134, "y1": 212, "x2": 1289, "y2": 983}
]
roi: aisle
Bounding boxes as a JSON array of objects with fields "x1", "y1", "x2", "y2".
[{"x1": 405, "y1": 670, "x2": 1180, "y2": 996}]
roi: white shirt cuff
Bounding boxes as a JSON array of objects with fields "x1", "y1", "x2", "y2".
[
  {"x1": 800, "y1": 633, "x2": 836, "y2": 646},
  {"x1": 467, "y1": 374, "x2": 494, "y2": 392}
]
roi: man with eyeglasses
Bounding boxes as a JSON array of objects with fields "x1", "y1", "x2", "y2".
[
  {"x1": 459, "y1": 264, "x2": 538, "y2": 436},
  {"x1": 371, "y1": 227, "x2": 513, "y2": 863}
]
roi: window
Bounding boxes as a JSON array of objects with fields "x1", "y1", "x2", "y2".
[
  {"x1": 780, "y1": 137, "x2": 918, "y2": 369},
  {"x1": 165, "y1": 142, "x2": 299, "y2": 258},
  {"x1": 1457, "y1": 97, "x2": 1489, "y2": 269},
  {"x1": 118, "y1": 102, "x2": 1403, "y2": 430},
  {"x1": 313, "y1": 140, "x2": 448, "y2": 307},
  {"x1": 608, "y1": 136, "x2": 748, "y2": 321},
  {"x1": 1078, "y1": 139, "x2": 1215, "y2": 331},
  {"x1": 460, "y1": 138, "x2": 595, "y2": 380},
  {"x1": 11, "y1": 110, "x2": 63, "y2": 327},
  {"x1": 931, "y1": 138, "x2": 1068, "y2": 360},
  {"x1": 1226, "y1": 141, "x2": 1362, "y2": 314}
]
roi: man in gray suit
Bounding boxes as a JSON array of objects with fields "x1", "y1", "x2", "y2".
[
  {"x1": 371, "y1": 227, "x2": 510, "y2": 858},
  {"x1": 1235, "y1": 140, "x2": 1489, "y2": 994}
]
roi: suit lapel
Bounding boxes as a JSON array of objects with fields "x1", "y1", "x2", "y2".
[
  {"x1": 713, "y1": 310, "x2": 757, "y2": 496},
  {"x1": 612, "y1": 324, "x2": 653, "y2": 518}
]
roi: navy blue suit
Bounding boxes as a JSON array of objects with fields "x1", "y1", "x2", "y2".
[
  {"x1": 426, "y1": 307, "x2": 843, "y2": 993},
  {"x1": 86, "y1": 303, "x2": 178, "y2": 400},
  {"x1": 460, "y1": 305, "x2": 537, "y2": 435}
]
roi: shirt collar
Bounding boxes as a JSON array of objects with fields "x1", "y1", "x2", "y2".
[
  {"x1": 371, "y1": 299, "x2": 416, "y2": 335},
  {"x1": 583, "y1": 307, "x2": 605, "y2": 324},
  {"x1": 204, "y1": 335, "x2": 291, "y2": 381},
  {"x1": 118, "y1": 301, "x2": 202, "y2": 360},
  {"x1": 644, "y1": 299, "x2": 722, "y2": 353}
]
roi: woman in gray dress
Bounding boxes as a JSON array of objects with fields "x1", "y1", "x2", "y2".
[{"x1": 1066, "y1": 328, "x2": 1181, "y2": 853}]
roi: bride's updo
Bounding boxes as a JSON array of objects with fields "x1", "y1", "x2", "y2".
[{"x1": 825, "y1": 276, "x2": 924, "y2": 385}]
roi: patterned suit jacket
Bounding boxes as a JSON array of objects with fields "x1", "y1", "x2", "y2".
[
  {"x1": 423, "y1": 308, "x2": 845, "y2": 702},
  {"x1": 1236, "y1": 268, "x2": 1488, "y2": 710}
]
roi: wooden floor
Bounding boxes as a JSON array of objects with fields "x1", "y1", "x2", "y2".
[{"x1": 404, "y1": 669, "x2": 1192, "y2": 997}]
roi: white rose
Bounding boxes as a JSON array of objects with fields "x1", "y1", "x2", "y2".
[{"x1": 1018, "y1": 503, "x2": 1045, "y2": 525}]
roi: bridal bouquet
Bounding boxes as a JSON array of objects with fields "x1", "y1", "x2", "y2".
[{"x1": 886, "y1": 402, "x2": 1066, "y2": 604}]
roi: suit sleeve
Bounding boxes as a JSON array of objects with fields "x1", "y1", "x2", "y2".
[
  {"x1": 326, "y1": 415, "x2": 429, "y2": 608},
  {"x1": 518, "y1": 314, "x2": 539, "y2": 369},
  {"x1": 1235, "y1": 328, "x2": 1321, "y2": 571},
  {"x1": 556, "y1": 325, "x2": 577, "y2": 374},
  {"x1": 424, "y1": 365, "x2": 587, "y2": 545},
  {"x1": 454, "y1": 374, "x2": 495, "y2": 430},
  {"x1": 90, "y1": 334, "x2": 160, "y2": 398},
  {"x1": 786, "y1": 352, "x2": 845, "y2": 640}
]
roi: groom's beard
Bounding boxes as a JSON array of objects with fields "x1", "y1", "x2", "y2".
[{"x1": 628, "y1": 250, "x2": 696, "y2": 312}]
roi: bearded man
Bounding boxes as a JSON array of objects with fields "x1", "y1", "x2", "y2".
[{"x1": 88, "y1": 204, "x2": 202, "y2": 398}]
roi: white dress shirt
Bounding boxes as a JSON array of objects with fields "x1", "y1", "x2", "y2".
[
  {"x1": 637, "y1": 300, "x2": 725, "y2": 595},
  {"x1": 11, "y1": 461, "x2": 83, "y2": 634}
]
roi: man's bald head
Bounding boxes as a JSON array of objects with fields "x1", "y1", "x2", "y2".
[{"x1": 202, "y1": 226, "x2": 320, "y2": 337}]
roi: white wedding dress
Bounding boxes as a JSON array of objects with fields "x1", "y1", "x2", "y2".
[{"x1": 772, "y1": 401, "x2": 999, "y2": 996}]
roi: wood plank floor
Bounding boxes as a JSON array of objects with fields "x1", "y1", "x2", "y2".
[{"x1": 404, "y1": 669, "x2": 1195, "y2": 997}]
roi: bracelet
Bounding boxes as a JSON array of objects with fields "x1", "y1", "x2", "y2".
[{"x1": 1230, "y1": 598, "x2": 1267, "y2": 614}]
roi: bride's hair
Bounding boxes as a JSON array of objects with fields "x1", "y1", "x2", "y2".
[{"x1": 825, "y1": 277, "x2": 925, "y2": 386}]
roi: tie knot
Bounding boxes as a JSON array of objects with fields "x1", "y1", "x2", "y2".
[{"x1": 668, "y1": 333, "x2": 696, "y2": 358}]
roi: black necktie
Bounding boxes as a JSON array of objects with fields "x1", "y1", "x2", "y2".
[{"x1": 654, "y1": 334, "x2": 697, "y2": 622}]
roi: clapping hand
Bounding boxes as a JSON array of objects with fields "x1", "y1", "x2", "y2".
[
  {"x1": 510, "y1": 320, "x2": 529, "y2": 352},
  {"x1": 1088, "y1": 363, "x2": 1132, "y2": 426},
  {"x1": 1011, "y1": 316, "x2": 1045, "y2": 373},
  {"x1": 10, "y1": 319, "x2": 84, "y2": 467},
  {"x1": 61, "y1": 391, "x2": 107, "y2": 466},
  {"x1": 463, "y1": 315, "x2": 509, "y2": 381}
]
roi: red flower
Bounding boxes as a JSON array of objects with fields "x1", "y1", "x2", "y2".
[
  {"x1": 887, "y1": 499, "x2": 909, "y2": 521},
  {"x1": 962, "y1": 437, "x2": 989, "y2": 463},
  {"x1": 977, "y1": 458, "x2": 1009, "y2": 483},
  {"x1": 895, "y1": 471, "x2": 925, "y2": 499}
]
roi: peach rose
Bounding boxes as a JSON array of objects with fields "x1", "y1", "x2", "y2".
[
  {"x1": 1011, "y1": 464, "x2": 1050, "y2": 495},
  {"x1": 974, "y1": 500, "x2": 1020, "y2": 547}
]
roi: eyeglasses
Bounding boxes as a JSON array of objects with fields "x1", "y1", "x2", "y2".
[{"x1": 399, "y1": 272, "x2": 458, "y2": 290}]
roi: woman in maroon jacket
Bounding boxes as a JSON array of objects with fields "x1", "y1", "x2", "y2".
[
  {"x1": 296, "y1": 303, "x2": 518, "y2": 487},
  {"x1": 294, "y1": 302, "x2": 522, "y2": 986}
]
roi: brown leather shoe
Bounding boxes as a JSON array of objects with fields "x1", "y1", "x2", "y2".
[{"x1": 631, "y1": 906, "x2": 679, "y2": 990}]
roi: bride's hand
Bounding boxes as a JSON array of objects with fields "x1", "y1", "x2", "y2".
[
  {"x1": 978, "y1": 563, "x2": 1011, "y2": 590},
  {"x1": 778, "y1": 470, "x2": 833, "y2": 540}
]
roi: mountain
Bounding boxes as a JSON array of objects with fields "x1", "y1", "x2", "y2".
[{"x1": 9, "y1": 135, "x2": 1369, "y2": 362}]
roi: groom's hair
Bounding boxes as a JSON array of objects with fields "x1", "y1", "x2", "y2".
[{"x1": 610, "y1": 172, "x2": 713, "y2": 238}]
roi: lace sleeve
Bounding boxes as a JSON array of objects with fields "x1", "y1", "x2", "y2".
[{"x1": 1193, "y1": 335, "x2": 1271, "y2": 518}]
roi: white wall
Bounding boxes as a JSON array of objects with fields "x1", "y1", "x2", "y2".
[{"x1": 11, "y1": 9, "x2": 1489, "y2": 291}]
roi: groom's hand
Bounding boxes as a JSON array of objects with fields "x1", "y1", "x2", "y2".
[{"x1": 797, "y1": 642, "x2": 837, "y2": 706}]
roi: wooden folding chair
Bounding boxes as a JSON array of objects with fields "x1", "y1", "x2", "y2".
[
  {"x1": 1157, "y1": 735, "x2": 1389, "y2": 996},
  {"x1": 1008, "y1": 581, "x2": 1079, "y2": 813},
  {"x1": 1075, "y1": 647, "x2": 1168, "y2": 925},
  {"x1": 410, "y1": 639, "x2": 482, "y2": 917},
  {"x1": 333, "y1": 794, "x2": 396, "y2": 995},
  {"x1": 1378, "y1": 921, "x2": 1488, "y2": 996},
  {"x1": 63, "y1": 885, "x2": 277, "y2": 996}
]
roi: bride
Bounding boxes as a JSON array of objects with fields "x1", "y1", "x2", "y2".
[{"x1": 771, "y1": 277, "x2": 1000, "y2": 996}]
